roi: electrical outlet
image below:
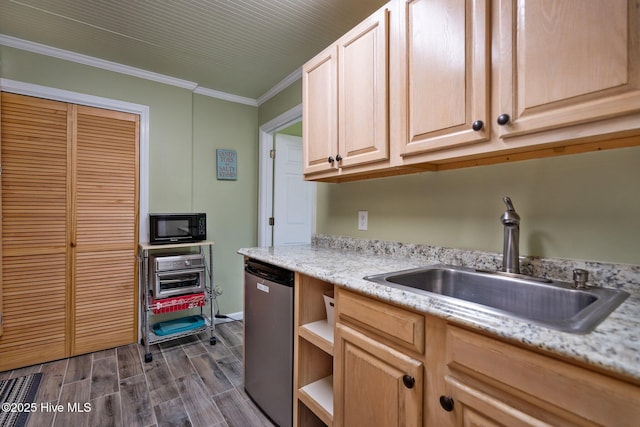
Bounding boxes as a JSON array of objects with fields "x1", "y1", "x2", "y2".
[{"x1": 358, "y1": 211, "x2": 368, "y2": 231}]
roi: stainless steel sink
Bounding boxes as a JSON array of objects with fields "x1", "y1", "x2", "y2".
[{"x1": 364, "y1": 265, "x2": 629, "y2": 334}]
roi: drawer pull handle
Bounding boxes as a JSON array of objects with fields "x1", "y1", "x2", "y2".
[
  {"x1": 439, "y1": 395, "x2": 454, "y2": 412},
  {"x1": 335, "y1": 154, "x2": 343, "y2": 162},
  {"x1": 402, "y1": 375, "x2": 415, "y2": 389},
  {"x1": 327, "y1": 156, "x2": 335, "y2": 164},
  {"x1": 472, "y1": 120, "x2": 484, "y2": 131}
]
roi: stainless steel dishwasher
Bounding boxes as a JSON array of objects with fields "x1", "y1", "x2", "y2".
[{"x1": 244, "y1": 258, "x2": 294, "y2": 427}]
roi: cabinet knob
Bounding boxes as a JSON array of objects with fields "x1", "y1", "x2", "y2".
[
  {"x1": 327, "y1": 156, "x2": 335, "y2": 164},
  {"x1": 439, "y1": 396, "x2": 454, "y2": 412},
  {"x1": 472, "y1": 120, "x2": 484, "y2": 131},
  {"x1": 497, "y1": 114, "x2": 511, "y2": 126},
  {"x1": 402, "y1": 375, "x2": 415, "y2": 389},
  {"x1": 335, "y1": 154, "x2": 343, "y2": 162}
]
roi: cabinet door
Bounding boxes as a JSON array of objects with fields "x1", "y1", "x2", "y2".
[
  {"x1": 444, "y1": 376, "x2": 550, "y2": 427},
  {"x1": 338, "y1": 5, "x2": 390, "y2": 168},
  {"x1": 303, "y1": 45, "x2": 338, "y2": 175},
  {"x1": 334, "y1": 324, "x2": 422, "y2": 427},
  {"x1": 496, "y1": 0, "x2": 640, "y2": 139},
  {"x1": 73, "y1": 105, "x2": 138, "y2": 355},
  {"x1": 0, "y1": 93, "x2": 69, "y2": 371},
  {"x1": 446, "y1": 325, "x2": 640, "y2": 427},
  {"x1": 397, "y1": 0, "x2": 490, "y2": 156}
]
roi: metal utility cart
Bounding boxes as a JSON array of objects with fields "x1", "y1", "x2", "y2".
[{"x1": 138, "y1": 241, "x2": 216, "y2": 363}]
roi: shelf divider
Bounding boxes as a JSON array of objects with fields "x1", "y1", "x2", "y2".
[
  {"x1": 299, "y1": 319, "x2": 334, "y2": 356},
  {"x1": 298, "y1": 375, "x2": 334, "y2": 426}
]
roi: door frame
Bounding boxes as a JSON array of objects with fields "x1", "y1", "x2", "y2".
[
  {"x1": 258, "y1": 104, "x2": 315, "y2": 247},
  {"x1": 0, "y1": 78, "x2": 150, "y2": 241}
]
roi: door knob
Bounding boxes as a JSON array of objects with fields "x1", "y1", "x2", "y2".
[
  {"x1": 439, "y1": 396, "x2": 454, "y2": 412},
  {"x1": 335, "y1": 154, "x2": 343, "y2": 162},
  {"x1": 327, "y1": 156, "x2": 335, "y2": 164},
  {"x1": 402, "y1": 375, "x2": 415, "y2": 389},
  {"x1": 497, "y1": 114, "x2": 511, "y2": 126},
  {"x1": 472, "y1": 120, "x2": 484, "y2": 131}
]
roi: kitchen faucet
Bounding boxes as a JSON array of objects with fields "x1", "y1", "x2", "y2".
[{"x1": 500, "y1": 196, "x2": 520, "y2": 274}]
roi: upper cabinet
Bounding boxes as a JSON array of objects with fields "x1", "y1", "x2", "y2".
[
  {"x1": 394, "y1": 0, "x2": 491, "y2": 156},
  {"x1": 495, "y1": 0, "x2": 640, "y2": 141},
  {"x1": 303, "y1": 4, "x2": 391, "y2": 179},
  {"x1": 303, "y1": 44, "x2": 338, "y2": 176},
  {"x1": 303, "y1": 0, "x2": 640, "y2": 182}
]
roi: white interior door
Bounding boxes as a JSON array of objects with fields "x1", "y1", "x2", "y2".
[{"x1": 273, "y1": 134, "x2": 315, "y2": 246}]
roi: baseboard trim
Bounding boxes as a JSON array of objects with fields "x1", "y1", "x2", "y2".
[{"x1": 214, "y1": 311, "x2": 244, "y2": 324}]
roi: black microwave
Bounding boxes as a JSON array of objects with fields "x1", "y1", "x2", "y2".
[{"x1": 149, "y1": 213, "x2": 206, "y2": 245}]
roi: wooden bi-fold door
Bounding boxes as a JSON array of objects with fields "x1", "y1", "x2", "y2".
[
  {"x1": 0, "y1": 93, "x2": 138, "y2": 371},
  {"x1": 72, "y1": 105, "x2": 139, "y2": 355}
]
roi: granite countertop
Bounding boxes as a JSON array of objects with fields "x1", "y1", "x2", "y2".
[{"x1": 238, "y1": 236, "x2": 640, "y2": 383}]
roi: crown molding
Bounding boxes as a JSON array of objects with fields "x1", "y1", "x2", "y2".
[
  {"x1": 0, "y1": 34, "x2": 199, "y2": 90},
  {"x1": 0, "y1": 33, "x2": 299, "y2": 108},
  {"x1": 193, "y1": 86, "x2": 258, "y2": 107},
  {"x1": 256, "y1": 67, "x2": 302, "y2": 106}
]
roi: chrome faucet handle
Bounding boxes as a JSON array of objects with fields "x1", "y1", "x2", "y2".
[
  {"x1": 503, "y1": 196, "x2": 515, "y2": 211},
  {"x1": 501, "y1": 196, "x2": 520, "y2": 225},
  {"x1": 573, "y1": 269, "x2": 589, "y2": 288}
]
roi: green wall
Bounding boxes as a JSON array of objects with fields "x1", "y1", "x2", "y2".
[
  {"x1": 277, "y1": 121, "x2": 302, "y2": 137},
  {"x1": 258, "y1": 77, "x2": 301, "y2": 125},
  {"x1": 192, "y1": 94, "x2": 258, "y2": 316},
  {"x1": 1, "y1": 46, "x2": 259, "y2": 314},
  {"x1": 1, "y1": 46, "x2": 195, "y2": 211},
  {"x1": 255, "y1": 72, "x2": 640, "y2": 265},
  {"x1": 316, "y1": 147, "x2": 640, "y2": 265}
]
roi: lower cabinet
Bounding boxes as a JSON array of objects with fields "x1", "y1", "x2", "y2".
[
  {"x1": 444, "y1": 377, "x2": 551, "y2": 427},
  {"x1": 294, "y1": 285, "x2": 640, "y2": 427},
  {"x1": 334, "y1": 324, "x2": 423, "y2": 427},
  {"x1": 333, "y1": 288, "x2": 425, "y2": 427},
  {"x1": 442, "y1": 326, "x2": 640, "y2": 427},
  {"x1": 294, "y1": 274, "x2": 335, "y2": 426}
]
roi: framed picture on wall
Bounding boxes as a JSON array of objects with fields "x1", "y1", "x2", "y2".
[{"x1": 216, "y1": 149, "x2": 237, "y2": 181}]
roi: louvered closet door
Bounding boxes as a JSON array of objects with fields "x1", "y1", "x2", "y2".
[
  {"x1": 0, "y1": 93, "x2": 70, "y2": 371},
  {"x1": 72, "y1": 105, "x2": 138, "y2": 355}
]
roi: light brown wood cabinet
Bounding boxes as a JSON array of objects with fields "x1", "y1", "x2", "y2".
[
  {"x1": 442, "y1": 325, "x2": 640, "y2": 427},
  {"x1": 303, "y1": 0, "x2": 640, "y2": 182},
  {"x1": 294, "y1": 274, "x2": 335, "y2": 426},
  {"x1": 315, "y1": 288, "x2": 640, "y2": 427},
  {"x1": 302, "y1": 3, "x2": 391, "y2": 180},
  {"x1": 0, "y1": 93, "x2": 139, "y2": 371},
  {"x1": 396, "y1": 0, "x2": 640, "y2": 167},
  {"x1": 394, "y1": 0, "x2": 491, "y2": 156},
  {"x1": 494, "y1": 0, "x2": 640, "y2": 142},
  {"x1": 334, "y1": 289, "x2": 423, "y2": 427}
]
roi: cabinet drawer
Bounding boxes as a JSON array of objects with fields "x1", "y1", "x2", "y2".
[
  {"x1": 446, "y1": 326, "x2": 640, "y2": 426},
  {"x1": 337, "y1": 289, "x2": 424, "y2": 354}
]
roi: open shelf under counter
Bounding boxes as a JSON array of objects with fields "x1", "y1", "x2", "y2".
[
  {"x1": 299, "y1": 319, "x2": 334, "y2": 356},
  {"x1": 298, "y1": 375, "x2": 334, "y2": 427}
]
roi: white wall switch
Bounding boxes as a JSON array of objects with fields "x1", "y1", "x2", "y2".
[{"x1": 358, "y1": 210, "x2": 368, "y2": 231}]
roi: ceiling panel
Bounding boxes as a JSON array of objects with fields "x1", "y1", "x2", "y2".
[{"x1": 0, "y1": 0, "x2": 388, "y2": 99}]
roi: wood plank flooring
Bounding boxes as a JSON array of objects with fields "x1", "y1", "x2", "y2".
[{"x1": 0, "y1": 321, "x2": 276, "y2": 427}]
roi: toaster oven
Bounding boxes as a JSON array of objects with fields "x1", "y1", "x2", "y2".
[{"x1": 149, "y1": 253, "x2": 206, "y2": 298}]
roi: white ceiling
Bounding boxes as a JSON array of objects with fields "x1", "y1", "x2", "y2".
[{"x1": 0, "y1": 0, "x2": 387, "y2": 102}]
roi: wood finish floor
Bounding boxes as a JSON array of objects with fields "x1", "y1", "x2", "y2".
[{"x1": 0, "y1": 321, "x2": 276, "y2": 427}]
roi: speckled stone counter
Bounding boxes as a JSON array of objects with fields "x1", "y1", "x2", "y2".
[{"x1": 238, "y1": 235, "x2": 640, "y2": 382}]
